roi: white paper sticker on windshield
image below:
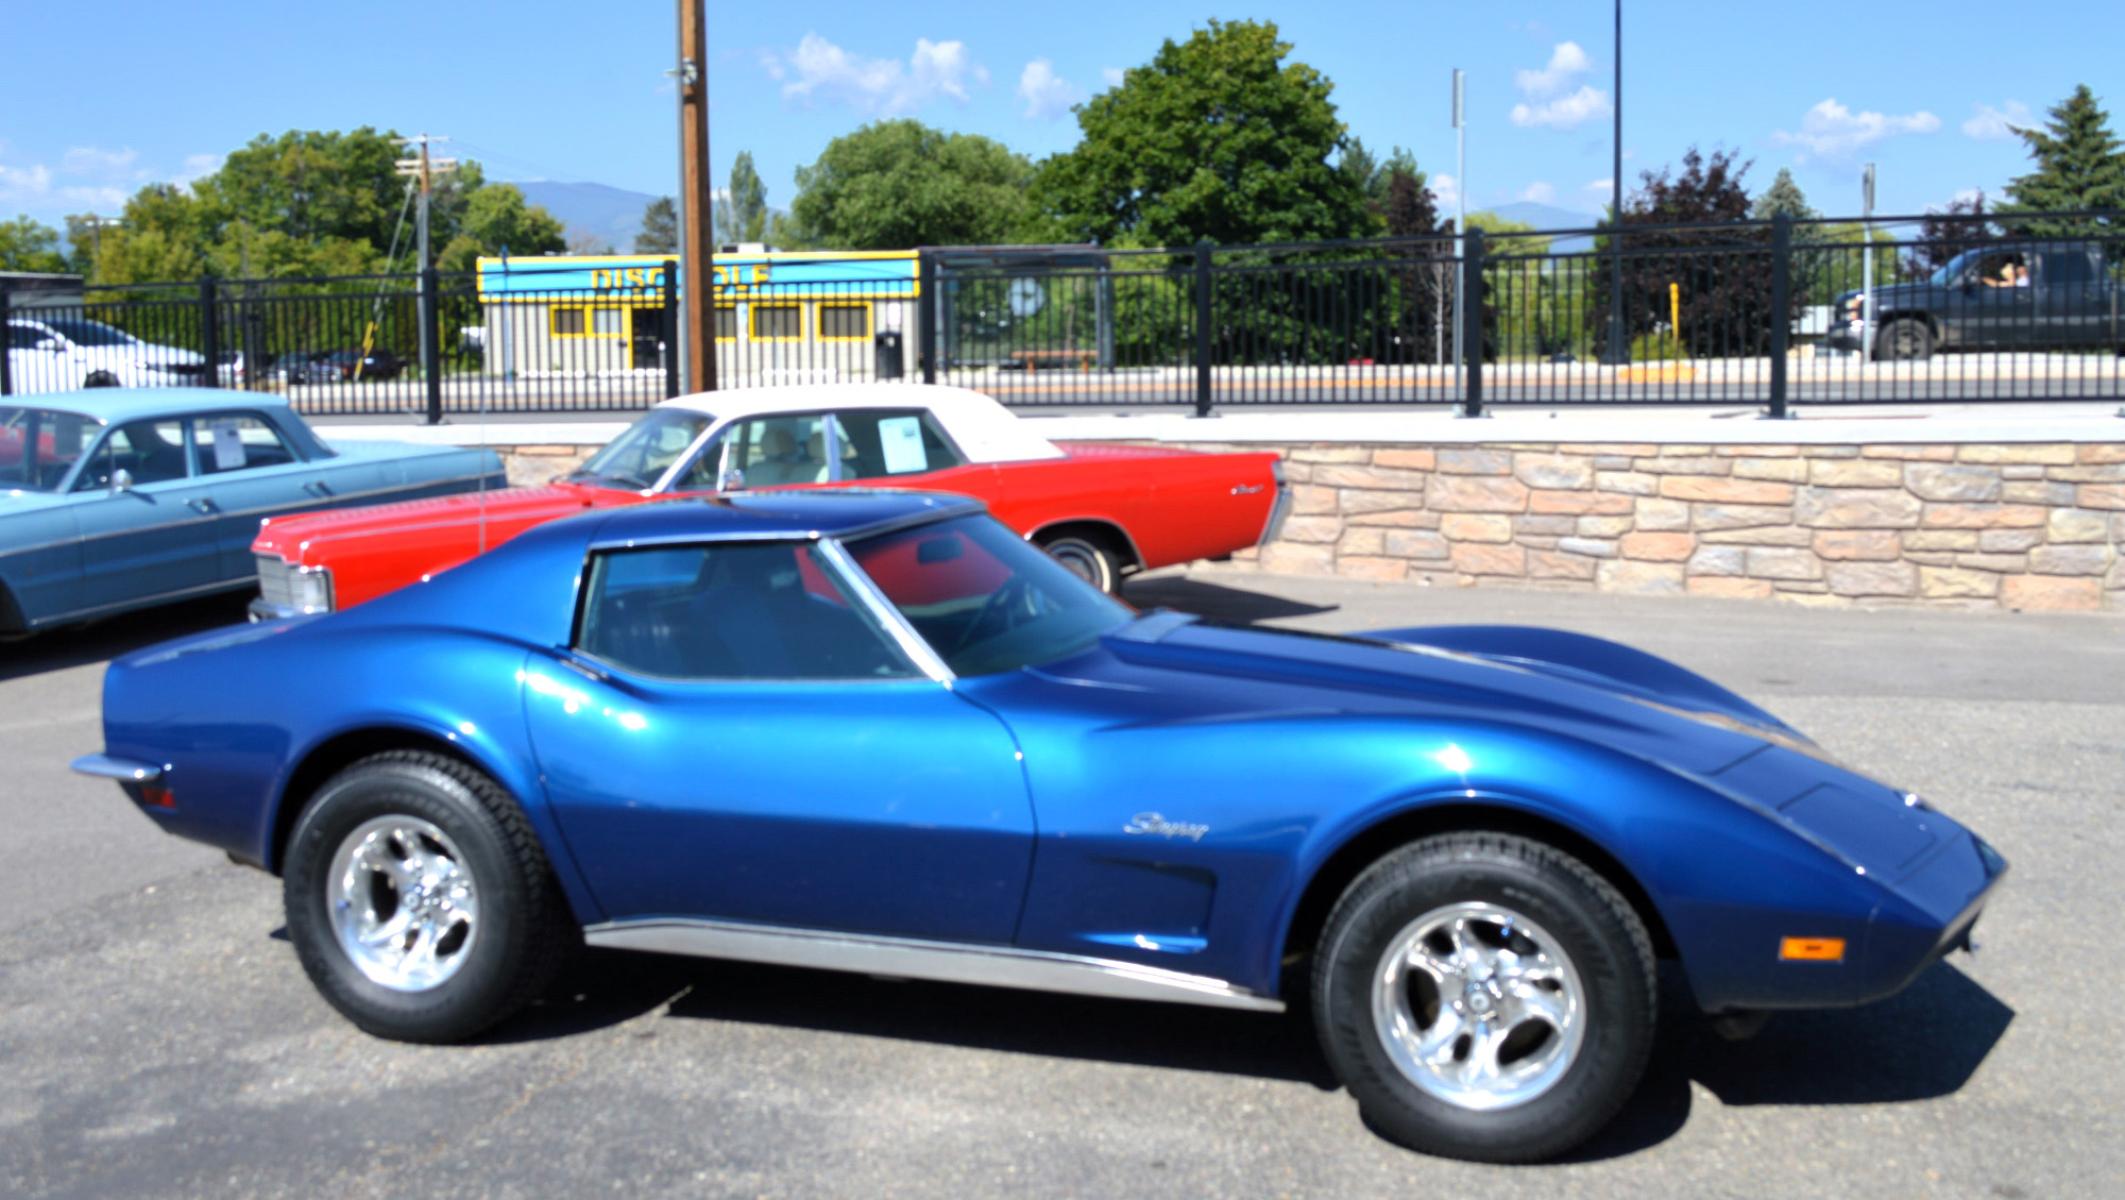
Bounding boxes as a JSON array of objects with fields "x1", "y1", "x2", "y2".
[
  {"x1": 878, "y1": 416, "x2": 927, "y2": 474},
  {"x1": 211, "y1": 421, "x2": 245, "y2": 471}
]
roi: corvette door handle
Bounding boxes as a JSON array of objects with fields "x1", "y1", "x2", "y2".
[
  {"x1": 1231, "y1": 484, "x2": 1264, "y2": 495},
  {"x1": 188, "y1": 497, "x2": 218, "y2": 514},
  {"x1": 305, "y1": 480, "x2": 334, "y2": 497}
]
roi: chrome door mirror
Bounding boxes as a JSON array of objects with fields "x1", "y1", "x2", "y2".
[
  {"x1": 718, "y1": 466, "x2": 746, "y2": 491},
  {"x1": 109, "y1": 468, "x2": 135, "y2": 494}
]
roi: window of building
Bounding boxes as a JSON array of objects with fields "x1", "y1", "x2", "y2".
[
  {"x1": 552, "y1": 308, "x2": 586, "y2": 336},
  {"x1": 750, "y1": 304, "x2": 802, "y2": 341},
  {"x1": 817, "y1": 304, "x2": 870, "y2": 341},
  {"x1": 574, "y1": 541, "x2": 917, "y2": 680},
  {"x1": 592, "y1": 308, "x2": 625, "y2": 336},
  {"x1": 715, "y1": 306, "x2": 737, "y2": 341}
]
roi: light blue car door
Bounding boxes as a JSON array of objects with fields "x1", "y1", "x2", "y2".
[
  {"x1": 186, "y1": 410, "x2": 388, "y2": 580},
  {"x1": 68, "y1": 416, "x2": 224, "y2": 615},
  {"x1": 521, "y1": 539, "x2": 1035, "y2": 943}
]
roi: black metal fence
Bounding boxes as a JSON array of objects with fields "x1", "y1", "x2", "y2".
[{"x1": 4, "y1": 212, "x2": 2118, "y2": 420}]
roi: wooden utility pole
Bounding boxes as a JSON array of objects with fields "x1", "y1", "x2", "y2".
[{"x1": 676, "y1": 0, "x2": 714, "y2": 392}]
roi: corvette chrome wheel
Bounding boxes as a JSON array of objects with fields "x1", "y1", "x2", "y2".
[
  {"x1": 1372, "y1": 901, "x2": 1586, "y2": 1111},
  {"x1": 326, "y1": 815, "x2": 481, "y2": 993}
]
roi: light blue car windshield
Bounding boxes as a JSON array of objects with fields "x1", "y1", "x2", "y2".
[{"x1": 0, "y1": 406, "x2": 101, "y2": 493}]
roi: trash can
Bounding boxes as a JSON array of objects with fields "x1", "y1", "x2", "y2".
[{"x1": 874, "y1": 330, "x2": 904, "y2": 380}]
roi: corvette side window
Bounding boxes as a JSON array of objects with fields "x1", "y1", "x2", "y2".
[{"x1": 575, "y1": 542, "x2": 918, "y2": 681}]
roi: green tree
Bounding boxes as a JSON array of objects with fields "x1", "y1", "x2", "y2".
[
  {"x1": 1750, "y1": 168, "x2": 1819, "y2": 221},
  {"x1": 1030, "y1": 19, "x2": 1372, "y2": 248},
  {"x1": 83, "y1": 128, "x2": 568, "y2": 284},
  {"x1": 634, "y1": 196, "x2": 678, "y2": 253},
  {"x1": 2001, "y1": 84, "x2": 2125, "y2": 235},
  {"x1": 789, "y1": 120, "x2": 1034, "y2": 249},
  {"x1": 715, "y1": 152, "x2": 770, "y2": 245},
  {"x1": 435, "y1": 183, "x2": 566, "y2": 273},
  {"x1": 0, "y1": 216, "x2": 68, "y2": 272}
]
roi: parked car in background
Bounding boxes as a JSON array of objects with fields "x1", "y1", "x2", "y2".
[
  {"x1": 0, "y1": 389, "x2": 505, "y2": 635},
  {"x1": 78, "y1": 489, "x2": 2006, "y2": 1161},
  {"x1": 5, "y1": 316, "x2": 207, "y2": 393},
  {"x1": 249, "y1": 383, "x2": 1288, "y2": 615},
  {"x1": 1826, "y1": 242, "x2": 2122, "y2": 360},
  {"x1": 315, "y1": 347, "x2": 407, "y2": 381}
]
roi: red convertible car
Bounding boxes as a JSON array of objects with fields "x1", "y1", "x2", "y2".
[{"x1": 250, "y1": 384, "x2": 1289, "y2": 615}]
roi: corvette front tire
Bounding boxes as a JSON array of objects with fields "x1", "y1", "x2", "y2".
[
  {"x1": 1312, "y1": 832, "x2": 1656, "y2": 1162},
  {"x1": 282, "y1": 750, "x2": 574, "y2": 1043}
]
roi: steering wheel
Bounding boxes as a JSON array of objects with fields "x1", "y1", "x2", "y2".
[{"x1": 949, "y1": 576, "x2": 1037, "y2": 656}]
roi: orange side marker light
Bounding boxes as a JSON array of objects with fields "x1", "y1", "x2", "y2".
[{"x1": 1779, "y1": 936, "x2": 1845, "y2": 962}]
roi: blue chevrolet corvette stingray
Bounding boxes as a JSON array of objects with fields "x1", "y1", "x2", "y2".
[{"x1": 75, "y1": 490, "x2": 2004, "y2": 1161}]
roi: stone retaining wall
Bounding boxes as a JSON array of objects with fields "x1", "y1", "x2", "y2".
[
  {"x1": 1197, "y1": 441, "x2": 2125, "y2": 612},
  {"x1": 488, "y1": 438, "x2": 2125, "y2": 612}
]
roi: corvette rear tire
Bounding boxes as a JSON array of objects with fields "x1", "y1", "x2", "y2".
[
  {"x1": 282, "y1": 750, "x2": 574, "y2": 1043},
  {"x1": 1312, "y1": 832, "x2": 1655, "y2": 1163},
  {"x1": 1036, "y1": 532, "x2": 1118, "y2": 593}
]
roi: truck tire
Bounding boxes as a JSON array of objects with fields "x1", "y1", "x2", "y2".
[{"x1": 1876, "y1": 319, "x2": 1933, "y2": 362}]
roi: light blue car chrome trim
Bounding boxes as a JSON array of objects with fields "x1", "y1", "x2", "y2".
[
  {"x1": 35, "y1": 578, "x2": 251, "y2": 628},
  {"x1": 581, "y1": 917, "x2": 1285, "y2": 1013},
  {"x1": 70, "y1": 753, "x2": 165, "y2": 783}
]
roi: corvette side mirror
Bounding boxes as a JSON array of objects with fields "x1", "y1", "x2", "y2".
[
  {"x1": 109, "y1": 468, "x2": 135, "y2": 494},
  {"x1": 718, "y1": 467, "x2": 746, "y2": 491}
]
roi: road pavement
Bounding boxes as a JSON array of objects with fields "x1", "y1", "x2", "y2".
[{"x1": 2, "y1": 573, "x2": 2121, "y2": 1198}]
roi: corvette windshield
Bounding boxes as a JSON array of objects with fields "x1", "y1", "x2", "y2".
[
  {"x1": 849, "y1": 514, "x2": 1132, "y2": 676},
  {"x1": 569, "y1": 409, "x2": 713, "y2": 490},
  {"x1": 0, "y1": 406, "x2": 100, "y2": 493}
]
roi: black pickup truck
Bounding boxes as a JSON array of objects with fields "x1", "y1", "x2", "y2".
[{"x1": 1823, "y1": 242, "x2": 2121, "y2": 360}]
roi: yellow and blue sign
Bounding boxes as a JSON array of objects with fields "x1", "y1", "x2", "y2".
[{"x1": 475, "y1": 251, "x2": 918, "y2": 301}]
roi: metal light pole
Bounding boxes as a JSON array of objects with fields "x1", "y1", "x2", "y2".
[
  {"x1": 1602, "y1": 0, "x2": 1628, "y2": 365},
  {"x1": 1452, "y1": 68, "x2": 1467, "y2": 379},
  {"x1": 1860, "y1": 162, "x2": 1877, "y2": 366}
]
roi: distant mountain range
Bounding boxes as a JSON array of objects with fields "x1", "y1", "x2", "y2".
[
  {"x1": 513, "y1": 181, "x2": 665, "y2": 253},
  {"x1": 1486, "y1": 201, "x2": 1602, "y2": 253}
]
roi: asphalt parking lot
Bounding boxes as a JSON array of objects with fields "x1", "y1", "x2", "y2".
[{"x1": 3, "y1": 571, "x2": 2121, "y2": 1199}]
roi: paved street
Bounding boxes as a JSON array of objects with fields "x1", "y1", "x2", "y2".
[{"x1": 2, "y1": 572, "x2": 2121, "y2": 1199}]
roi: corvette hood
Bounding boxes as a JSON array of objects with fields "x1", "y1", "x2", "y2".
[
  {"x1": 1087, "y1": 616, "x2": 1802, "y2": 776},
  {"x1": 252, "y1": 481, "x2": 636, "y2": 565}
]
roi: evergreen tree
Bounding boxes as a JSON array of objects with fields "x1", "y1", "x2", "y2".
[
  {"x1": 1750, "y1": 168, "x2": 1819, "y2": 221},
  {"x1": 633, "y1": 197, "x2": 677, "y2": 254},
  {"x1": 715, "y1": 152, "x2": 771, "y2": 246},
  {"x1": 2001, "y1": 85, "x2": 2124, "y2": 235}
]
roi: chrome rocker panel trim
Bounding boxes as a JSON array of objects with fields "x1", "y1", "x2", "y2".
[
  {"x1": 582, "y1": 918, "x2": 1285, "y2": 1013},
  {"x1": 70, "y1": 753, "x2": 165, "y2": 783}
]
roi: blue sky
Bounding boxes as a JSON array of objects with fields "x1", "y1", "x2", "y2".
[{"x1": 3, "y1": 1, "x2": 2118, "y2": 237}]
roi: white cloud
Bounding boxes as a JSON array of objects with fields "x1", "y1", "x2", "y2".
[
  {"x1": 1432, "y1": 173, "x2": 1460, "y2": 212},
  {"x1": 764, "y1": 33, "x2": 986, "y2": 116},
  {"x1": 1773, "y1": 98, "x2": 1940, "y2": 160},
  {"x1": 1514, "y1": 42, "x2": 1591, "y2": 98},
  {"x1": 1519, "y1": 181, "x2": 1557, "y2": 204},
  {"x1": 176, "y1": 153, "x2": 223, "y2": 184},
  {"x1": 0, "y1": 143, "x2": 217, "y2": 219},
  {"x1": 1585, "y1": 177, "x2": 1615, "y2": 193},
  {"x1": 1962, "y1": 100, "x2": 2032, "y2": 141},
  {"x1": 1017, "y1": 59, "x2": 1078, "y2": 120},
  {"x1": 1509, "y1": 42, "x2": 1608, "y2": 130},
  {"x1": 1512, "y1": 85, "x2": 1610, "y2": 130},
  {"x1": 1101, "y1": 66, "x2": 1125, "y2": 88},
  {"x1": 60, "y1": 146, "x2": 139, "y2": 176}
]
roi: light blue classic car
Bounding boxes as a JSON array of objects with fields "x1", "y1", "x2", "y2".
[{"x1": 1, "y1": 389, "x2": 505, "y2": 635}]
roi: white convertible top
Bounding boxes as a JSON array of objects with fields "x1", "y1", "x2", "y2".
[{"x1": 658, "y1": 383, "x2": 1066, "y2": 464}]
